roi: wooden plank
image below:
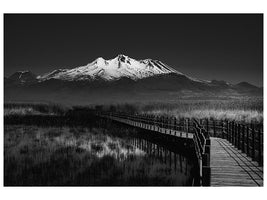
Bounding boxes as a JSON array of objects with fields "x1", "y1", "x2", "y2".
[{"x1": 210, "y1": 137, "x2": 263, "y2": 186}]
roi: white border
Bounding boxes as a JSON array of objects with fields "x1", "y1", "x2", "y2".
[
  {"x1": 0, "y1": 0, "x2": 266, "y2": 13},
  {"x1": 0, "y1": 1, "x2": 266, "y2": 200}
]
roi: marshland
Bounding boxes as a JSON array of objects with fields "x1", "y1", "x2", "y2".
[{"x1": 4, "y1": 97, "x2": 263, "y2": 186}]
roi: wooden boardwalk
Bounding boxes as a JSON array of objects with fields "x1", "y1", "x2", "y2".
[
  {"x1": 210, "y1": 137, "x2": 263, "y2": 186},
  {"x1": 97, "y1": 112, "x2": 263, "y2": 186},
  {"x1": 109, "y1": 115, "x2": 194, "y2": 139}
]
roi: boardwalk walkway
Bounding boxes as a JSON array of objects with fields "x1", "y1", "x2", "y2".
[
  {"x1": 97, "y1": 111, "x2": 263, "y2": 186},
  {"x1": 210, "y1": 137, "x2": 263, "y2": 186},
  {"x1": 108, "y1": 114, "x2": 194, "y2": 139}
]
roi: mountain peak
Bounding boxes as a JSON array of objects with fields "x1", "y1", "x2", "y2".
[
  {"x1": 96, "y1": 57, "x2": 105, "y2": 60},
  {"x1": 38, "y1": 55, "x2": 182, "y2": 82},
  {"x1": 117, "y1": 54, "x2": 127, "y2": 58},
  {"x1": 94, "y1": 57, "x2": 106, "y2": 65}
]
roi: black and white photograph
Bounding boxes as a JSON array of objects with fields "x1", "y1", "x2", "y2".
[
  {"x1": 1, "y1": 3, "x2": 266, "y2": 199},
  {"x1": 3, "y1": 13, "x2": 263, "y2": 187}
]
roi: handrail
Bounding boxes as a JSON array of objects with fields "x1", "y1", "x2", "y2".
[
  {"x1": 96, "y1": 111, "x2": 211, "y2": 186},
  {"x1": 96, "y1": 110, "x2": 263, "y2": 185}
]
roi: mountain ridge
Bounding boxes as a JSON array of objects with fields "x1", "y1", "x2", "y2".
[
  {"x1": 5, "y1": 54, "x2": 260, "y2": 88},
  {"x1": 5, "y1": 55, "x2": 262, "y2": 104},
  {"x1": 36, "y1": 54, "x2": 185, "y2": 82}
]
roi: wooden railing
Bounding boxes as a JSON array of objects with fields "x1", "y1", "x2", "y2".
[
  {"x1": 96, "y1": 111, "x2": 211, "y2": 186},
  {"x1": 191, "y1": 119, "x2": 211, "y2": 186},
  {"x1": 197, "y1": 119, "x2": 263, "y2": 166},
  {"x1": 96, "y1": 111, "x2": 263, "y2": 185},
  {"x1": 115, "y1": 113, "x2": 263, "y2": 167},
  {"x1": 99, "y1": 112, "x2": 263, "y2": 182}
]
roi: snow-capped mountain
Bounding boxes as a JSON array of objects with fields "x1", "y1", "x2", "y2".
[
  {"x1": 5, "y1": 54, "x2": 262, "y2": 104},
  {"x1": 37, "y1": 54, "x2": 185, "y2": 81}
]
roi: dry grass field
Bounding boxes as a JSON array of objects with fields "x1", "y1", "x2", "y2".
[
  {"x1": 5, "y1": 97, "x2": 263, "y2": 123},
  {"x1": 102, "y1": 97, "x2": 263, "y2": 123}
]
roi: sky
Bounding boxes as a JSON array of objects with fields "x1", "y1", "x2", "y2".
[{"x1": 4, "y1": 14, "x2": 263, "y2": 86}]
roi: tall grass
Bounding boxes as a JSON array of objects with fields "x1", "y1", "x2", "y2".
[
  {"x1": 4, "y1": 125, "x2": 195, "y2": 186},
  {"x1": 4, "y1": 103, "x2": 71, "y2": 116},
  {"x1": 145, "y1": 109, "x2": 263, "y2": 123},
  {"x1": 4, "y1": 97, "x2": 263, "y2": 123},
  {"x1": 100, "y1": 98, "x2": 263, "y2": 123}
]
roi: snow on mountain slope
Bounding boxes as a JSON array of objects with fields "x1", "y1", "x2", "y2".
[{"x1": 38, "y1": 54, "x2": 185, "y2": 81}]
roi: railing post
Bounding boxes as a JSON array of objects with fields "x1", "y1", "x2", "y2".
[
  {"x1": 202, "y1": 138, "x2": 211, "y2": 186},
  {"x1": 184, "y1": 118, "x2": 187, "y2": 132},
  {"x1": 165, "y1": 116, "x2": 168, "y2": 134},
  {"x1": 169, "y1": 117, "x2": 172, "y2": 135},
  {"x1": 251, "y1": 124, "x2": 255, "y2": 161},
  {"x1": 161, "y1": 116, "x2": 164, "y2": 130},
  {"x1": 233, "y1": 122, "x2": 235, "y2": 146},
  {"x1": 182, "y1": 118, "x2": 184, "y2": 132},
  {"x1": 221, "y1": 120, "x2": 224, "y2": 139},
  {"x1": 246, "y1": 126, "x2": 250, "y2": 156},
  {"x1": 171, "y1": 117, "x2": 172, "y2": 133},
  {"x1": 213, "y1": 120, "x2": 216, "y2": 137},
  {"x1": 180, "y1": 118, "x2": 182, "y2": 132},
  {"x1": 181, "y1": 118, "x2": 184, "y2": 132},
  {"x1": 242, "y1": 125, "x2": 245, "y2": 153},
  {"x1": 166, "y1": 116, "x2": 168, "y2": 129},
  {"x1": 226, "y1": 120, "x2": 229, "y2": 141},
  {"x1": 174, "y1": 117, "x2": 177, "y2": 130},
  {"x1": 234, "y1": 122, "x2": 237, "y2": 147},
  {"x1": 231, "y1": 121, "x2": 234, "y2": 144},
  {"x1": 238, "y1": 124, "x2": 241, "y2": 150},
  {"x1": 206, "y1": 119, "x2": 209, "y2": 135},
  {"x1": 157, "y1": 116, "x2": 159, "y2": 131},
  {"x1": 258, "y1": 129, "x2": 262, "y2": 166},
  {"x1": 186, "y1": 118, "x2": 189, "y2": 138},
  {"x1": 230, "y1": 121, "x2": 233, "y2": 142}
]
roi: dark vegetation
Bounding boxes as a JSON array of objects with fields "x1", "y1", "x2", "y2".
[{"x1": 4, "y1": 118, "x2": 196, "y2": 186}]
